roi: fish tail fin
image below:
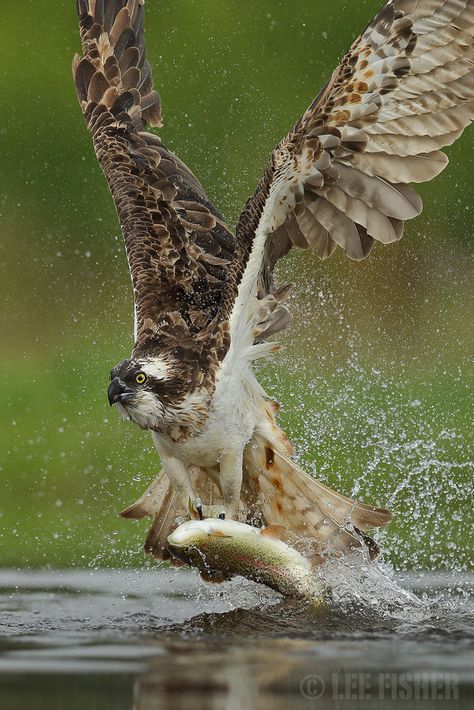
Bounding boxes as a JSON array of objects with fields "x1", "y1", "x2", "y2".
[{"x1": 241, "y1": 399, "x2": 392, "y2": 561}]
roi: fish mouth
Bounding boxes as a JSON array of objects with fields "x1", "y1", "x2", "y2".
[
  {"x1": 166, "y1": 537, "x2": 206, "y2": 567},
  {"x1": 165, "y1": 542, "x2": 192, "y2": 564}
]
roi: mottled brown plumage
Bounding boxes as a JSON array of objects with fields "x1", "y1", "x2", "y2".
[{"x1": 74, "y1": 0, "x2": 234, "y2": 385}]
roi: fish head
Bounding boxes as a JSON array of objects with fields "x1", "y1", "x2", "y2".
[{"x1": 166, "y1": 518, "x2": 260, "y2": 570}]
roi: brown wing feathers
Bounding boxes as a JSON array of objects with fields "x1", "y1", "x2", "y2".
[
  {"x1": 246, "y1": 0, "x2": 473, "y2": 272},
  {"x1": 75, "y1": 0, "x2": 473, "y2": 351},
  {"x1": 73, "y1": 0, "x2": 235, "y2": 356}
]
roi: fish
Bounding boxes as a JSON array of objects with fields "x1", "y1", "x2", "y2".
[{"x1": 166, "y1": 518, "x2": 327, "y2": 606}]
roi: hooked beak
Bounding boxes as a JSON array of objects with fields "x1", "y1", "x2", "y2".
[{"x1": 108, "y1": 377, "x2": 134, "y2": 406}]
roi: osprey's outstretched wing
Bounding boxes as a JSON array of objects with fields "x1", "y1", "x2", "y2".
[
  {"x1": 222, "y1": 0, "x2": 473, "y2": 321},
  {"x1": 73, "y1": 1, "x2": 235, "y2": 356}
]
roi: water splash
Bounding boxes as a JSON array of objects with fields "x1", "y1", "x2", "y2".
[{"x1": 318, "y1": 555, "x2": 427, "y2": 622}]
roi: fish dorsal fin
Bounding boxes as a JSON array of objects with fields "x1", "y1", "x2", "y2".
[{"x1": 261, "y1": 525, "x2": 287, "y2": 540}]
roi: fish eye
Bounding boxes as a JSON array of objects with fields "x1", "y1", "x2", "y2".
[{"x1": 135, "y1": 372, "x2": 146, "y2": 385}]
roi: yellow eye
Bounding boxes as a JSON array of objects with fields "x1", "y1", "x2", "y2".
[{"x1": 135, "y1": 372, "x2": 146, "y2": 385}]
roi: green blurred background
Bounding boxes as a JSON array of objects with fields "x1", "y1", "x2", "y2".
[{"x1": 0, "y1": 0, "x2": 472, "y2": 571}]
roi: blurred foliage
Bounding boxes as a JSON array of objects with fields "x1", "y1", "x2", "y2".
[{"x1": 0, "y1": 0, "x2": 472, "y2": 570}]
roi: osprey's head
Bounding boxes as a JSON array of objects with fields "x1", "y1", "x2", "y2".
[{"x1": 108, "y1": 356, "x2": 174, "y2": 430}]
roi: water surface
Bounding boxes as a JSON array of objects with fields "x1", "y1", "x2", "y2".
[{"x1": 0, "y1": 567, "x2": 472, "y2": 709}]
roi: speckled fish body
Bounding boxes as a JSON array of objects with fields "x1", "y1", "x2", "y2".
[{"x1": 166, "y1": 519, "x2": 326, "y2": 606}]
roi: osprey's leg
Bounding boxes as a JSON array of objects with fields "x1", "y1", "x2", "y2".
[
  {"x1": 218, "y1": 449, "x2": 244, "y2": 520},
  {"x1": 161, "y1": 456, "x2": 199, "y2": 517}
]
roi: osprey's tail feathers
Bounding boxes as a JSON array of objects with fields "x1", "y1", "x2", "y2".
[
  {"x1": 120, "y1": 472, "x2": 183, "y2": 563},
  {"x1": 240, "y1": 403, "x2": 392, "y2": 562}
]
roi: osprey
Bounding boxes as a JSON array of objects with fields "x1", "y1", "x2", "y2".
[{"x1": 74, "y1": 0, "x2": 473, "y2": 563}]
